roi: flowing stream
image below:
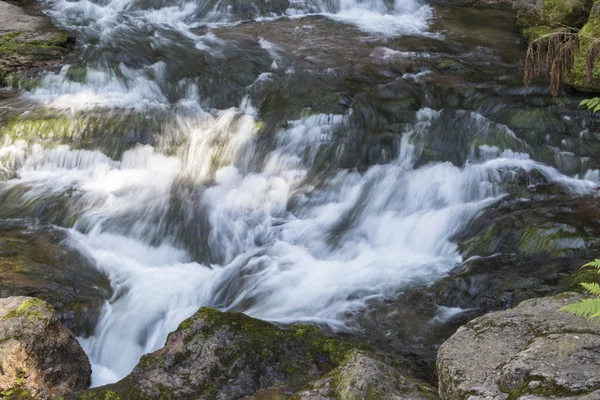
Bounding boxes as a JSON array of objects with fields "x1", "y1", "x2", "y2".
[{"x1": 0, "y1": 0, "x2": 599, "y2": 387}]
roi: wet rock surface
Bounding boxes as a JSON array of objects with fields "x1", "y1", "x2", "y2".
[
  {"x1": 437, "y1": 293, "x2": 600, "y2": 400},
  {"x1": 0, "y1": 296, "x2": 91, "y2": 399},
  {"x1": 69, "y1": 307, "x2": 436, "y2": 399},
  {"x1": 0, "y1": 0, "x2": 73, "y2": 87},
  {"x1": 0, "y1": 221, "x2": 111, "y2": 336}
]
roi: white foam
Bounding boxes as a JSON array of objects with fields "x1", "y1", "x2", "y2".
[{"x1": 1, "y1": 106, "x2": 597, "y2": 385}]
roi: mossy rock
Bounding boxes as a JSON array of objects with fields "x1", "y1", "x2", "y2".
[
  {"x1": 0, "y1": 296, "x2": 91, "y2": 399},
  {"x1": 515, "y1": 0, "x2": 593, "y2": 30},
  {"x1": 70, "y1": 308, "x2": 433, "y2": 400},
  {"x1": 0, "y1": 223, "x2": 111, "y2": 336},
  {"x1": 563, "y1": 3, "x2": 600, "y2": 92}
]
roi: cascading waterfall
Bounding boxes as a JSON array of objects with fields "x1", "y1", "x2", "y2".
[{"x1": 0, "y1": 0, "x2": 598, "y2": 389}]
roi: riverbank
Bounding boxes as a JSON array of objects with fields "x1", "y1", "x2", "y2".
[{"x1": 0, "y1": 0, "x2": 73, "y2": 92}]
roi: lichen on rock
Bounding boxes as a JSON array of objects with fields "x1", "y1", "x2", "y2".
[
  {"x1": 436, "y1": 293, "x2": 600, "y2": 399},
  {"x1": 69, "y1": 307, "x2": 437, "y2": 400},
  {"x1": 0, "y1": 296, "x2": 91, "y2": 400}
]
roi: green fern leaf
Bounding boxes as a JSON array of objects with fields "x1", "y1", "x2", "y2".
[
  {"x1": 581, "y1": 282, "x2": 600, "y2": 296},
  {"x1": 590, "y1": 311, "x2": 600, "y2": 322},
  {"x1": 560, "y1": 298, "x2": 600, "y2": 320},
  {"x1": 582, "y1": 259, "x2": 600, "y2": 271},
  {"x1": 581, "y1": 99, "x2": 590, "y2": 106}
]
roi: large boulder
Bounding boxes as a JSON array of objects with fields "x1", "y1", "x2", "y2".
[
  {"x1": 70, "y1": 307, "x2": 437, "y2": 399},
  {"x1": 437, "y1": 293, "x2": 600, "y2": 399},
  {"x1": 0, "y1": 296, "x2": 91, "y2": 399}
]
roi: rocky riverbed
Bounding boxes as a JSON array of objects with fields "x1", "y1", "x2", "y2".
[{"x1": 1, "y1": 0, "x2": 600, "y2": 398}]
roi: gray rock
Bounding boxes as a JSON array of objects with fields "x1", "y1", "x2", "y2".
[
  {"x1": 0, "y1": 296, "x2": 91, "y2": 400},
  {"x1": 427, "y1": 0, "x2": 514, "y2": 8},
  {"x1": 0, "y1": 224, "x2": 111, "y2": 336},
  {"x1": 70, "y1": 307, "x2": 436, "y2": 400},
  {"x1": 437, "y1": 293, "x2": 600, "y2": 400},
  {"x1": 293, "y1": 350, "x2": 439, "y2": 400},
  {"x1": 0, "y1": 0, "x2": 74, "y2": 86}
]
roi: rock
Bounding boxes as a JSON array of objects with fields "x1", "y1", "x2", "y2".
[
  {"x1": 427, "y1": 0, "x2": 514, "y2": 8},
  {"x1": 563, "y1": 2, "x2": 600, "y2": 92},
  {"x1": 69, "y1": 307, "x2": 436, "y2": 399},
  {"x1": 435, "y1": 194, "x2": 600, "y2": 312},
  {"x1": 293, "y1": 350, "x2": 439, "y2": 400},
  {"x1": 0, "y1": 0, "x2": 74, "y2": 87},
  {"x1": 0, "y1": 296, "x2": 91, "y2": 399},
  {"x1": 0, "y1": 222, "x2": 111, "y2": 336},
  {"x1": 437, "y1": 293, "x2": 600, "y2": 399},
  {"x1": 513, "y1": 0, "x2": 592, "y2": 30}
]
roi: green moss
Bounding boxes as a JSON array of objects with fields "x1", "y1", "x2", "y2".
[
  {"x1": 0, "y1": 370, "x2": 35, "y2": 400},
  {"x1": 542, "y1": 0, "x2": 592, "y2": 27},
  {"x1": 1, "y1": 298, "x2": 52, "y2": 322},
  {"x1": 70, "y1": 378, "x2": 152, "y2": 400},
  {"x1": 13, "y1": 265, "x2": 30, "y2": 273},
  {"x1": 564, "y1": 4, "x2": 600, "y2": 91},
  {"x1": 66, "y1": 66, "x2": 88, "y2": 83},
  {"x1": 522, "y1": 26, "x2": 555, "y2": 41},
  {"x1": 0, "y1": 32, "x2": 24, "y2": 42},
  {"x1": 519, "y1": 224, "x2": 584, "y2": 258},
  {"x1": 460, "y1": 219, "x2": 510, "y2": 257},
  {"x1": 0, "y1": 28, "x2": 72, "y2": 89},
  {"x1": 505, "y1": 373, "x2": 590, "y2": 399}
]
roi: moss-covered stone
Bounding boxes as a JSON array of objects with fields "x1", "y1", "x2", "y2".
[
  {"x1": 515, "y1": 0, "x2": 593, "y2": 30},
  {"x1": 1, "y1": 297, "x2": 52, "y2": 322},
  {"x1": 563, "y1": 3, "x2": 600, "y2": 91},
  {"x1": 0, "y1": 296, "x2": 91, "y2": 399},
  {"x1": 0, "y1": 0, "x2": 74, "y2": 88},
  {"x1": 70, "y1": 308, "x2": 432, "y2": 400}
]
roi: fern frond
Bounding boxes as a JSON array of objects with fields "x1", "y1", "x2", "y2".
[
  {"x1": 582, "y1": 259, "x2": 600, "y2": 271},
  {"x1": 590, "y1": 311, "x2": 600, "y2": 322},
  {"x1": 581, "y1": 282, "x2": 600, "y2": 296},
  {"x1": 560, "y1": 298, "x2": 600, "y2": 320}
]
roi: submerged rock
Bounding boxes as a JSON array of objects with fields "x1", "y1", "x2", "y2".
[
  {"x1": 437, "y1": 194, "x2": 600, "y2": 312},
  {"x1": 70, "y1": 307, "x2": 437, "y2": 399},
  {"x1": 0, "y1": 296, "x2": 91, "y2": 399},
  {"x1": 437, "y1": 293, "x2": 600, "y2": 399}
]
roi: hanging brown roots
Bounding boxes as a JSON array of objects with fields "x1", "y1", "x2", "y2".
[{"x1": 524, "y1": 29, "x2": 579, "y2": 98}]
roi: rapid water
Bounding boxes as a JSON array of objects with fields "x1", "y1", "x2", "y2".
[{"x1": 0, "y1": 0, "x2": 598, "y2": 387}]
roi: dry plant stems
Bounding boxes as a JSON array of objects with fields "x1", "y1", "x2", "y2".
[{"x1": 524, "y1": 29, "x2": 579, "y2": 98}]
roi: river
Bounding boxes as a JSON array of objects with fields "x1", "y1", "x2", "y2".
[{"x1": 0, "y1": 0, "x2": 598, "y2": 387}]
